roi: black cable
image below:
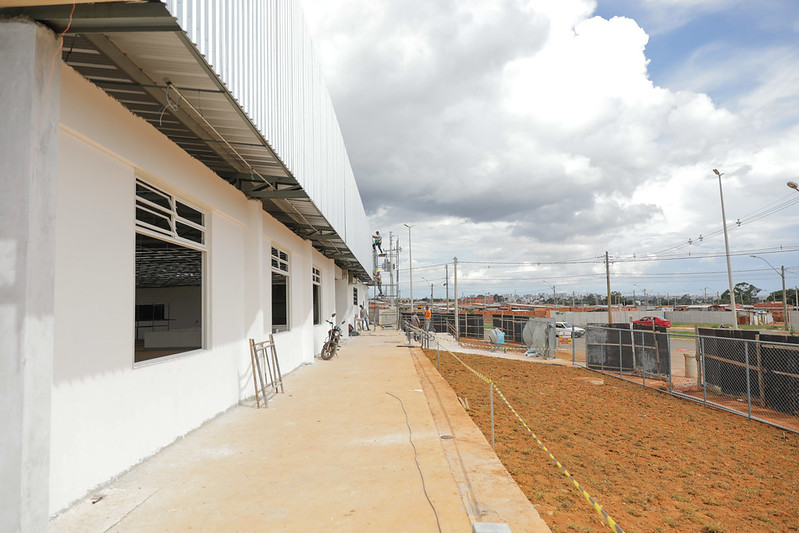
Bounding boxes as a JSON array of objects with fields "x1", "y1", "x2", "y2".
[{"x1": 386, "y1": 392, "x2": 442, "y2": 533}]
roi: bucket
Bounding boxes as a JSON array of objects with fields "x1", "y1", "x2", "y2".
[{"x1": 684, "y1": 352, "x2": 697, "y2": 378}]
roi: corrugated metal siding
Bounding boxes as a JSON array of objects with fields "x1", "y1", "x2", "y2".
[{"x1": 165, "y1": 0, "x2": 371, "y2": 271}]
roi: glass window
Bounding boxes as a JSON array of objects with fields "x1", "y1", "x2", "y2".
[
  {"x1": 312, "y1": 267, "x2": 321, "y2": 325},
  {"x1": 272, "y1": 246, "x2": 290, "y2": 333},
  {"x1": 134, "y1": 179, "x2": 205, "y2": 363}
]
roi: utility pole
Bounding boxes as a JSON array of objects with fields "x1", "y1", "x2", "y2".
[
  {"x1": 714, "y1": 169, "x2": 738, "y2": 329},
  {"x1": 388, "y1": 232, "x2": 394, "y2": 301},
  {"x1": 395, "y1": 237, "x2": 401, "y2": 328},
  {"x1": 404, "y1": 224, "x2": 413, "y2": 311},
  {"x1": 445, "y1": 264, "x2": 449, "y2": 311},
  {"x1": 454, "y1": 257, "x2": 459, "y2": 338},
  {"x1": 783, "y1": 266, "x2": 789, "y2": 331},
  {"x1": 605, "y1": 251, "x2": 613, "y2": 324}
]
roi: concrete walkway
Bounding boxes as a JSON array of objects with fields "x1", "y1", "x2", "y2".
[{"x1": 50, "y1": 329, "x2": 549, "y2": 532}]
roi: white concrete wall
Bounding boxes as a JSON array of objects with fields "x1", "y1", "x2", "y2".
[
  {"x1": 665, "y1": 310, "x2": 738, "y2": 326},
  {"x1": 0, "y1": 20, "x2": 61, "y2": 532},
  {"x1": 50, "y1": 64, "x2": 346, "y2": 514},
  {"x1": 552, "y1": 309, "x2": 741, "y2": 326}
]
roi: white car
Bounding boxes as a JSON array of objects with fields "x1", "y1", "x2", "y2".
[{"x1": 555, "y1": 322, "x2": 585, "y2": 337}]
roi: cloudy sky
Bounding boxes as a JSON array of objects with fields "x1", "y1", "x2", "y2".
[{"x1": 299, "y1": 0, "x2": 799, "y2": 301}]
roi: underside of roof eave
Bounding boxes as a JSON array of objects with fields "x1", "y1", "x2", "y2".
[{"x1": 0, "y1": 1, "x2": 370, "y2": 281}]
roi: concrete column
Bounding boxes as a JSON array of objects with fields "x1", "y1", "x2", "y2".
[{"x1": 0, "y1": 20, "x2": 61, "y2": 531}]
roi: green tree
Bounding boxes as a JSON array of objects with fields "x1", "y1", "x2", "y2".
[
  {"x1": 767, "y1": 289, "x2": 797, "y2": 305},
  {"x1": 720, "y1": 282, "x2": 762, "y2": 305}
]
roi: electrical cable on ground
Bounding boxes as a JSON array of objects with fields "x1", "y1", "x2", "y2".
[{"x1": 386, "y1": 392, "x2": 443, "y2": 533}]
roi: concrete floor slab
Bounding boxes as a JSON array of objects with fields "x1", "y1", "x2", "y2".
[{"x1": 50, "y1": 329, "x2": 549, "y2": 532}]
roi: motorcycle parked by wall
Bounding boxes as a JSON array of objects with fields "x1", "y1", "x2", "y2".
[{"x1": 321, "y1": 313, "x2": 344, "y2": 360}]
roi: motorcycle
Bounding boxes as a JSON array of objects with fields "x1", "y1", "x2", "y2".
[{"x1": 321, "y1": 313, "x2": 345, "y2": 360}]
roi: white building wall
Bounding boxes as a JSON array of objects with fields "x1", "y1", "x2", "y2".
[{"x1": 49, "y1": 64, "x2": 346, "y2": 514}]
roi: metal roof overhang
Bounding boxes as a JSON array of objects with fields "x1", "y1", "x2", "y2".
[{"x1": 0, "y1": 1, "x2": 370, "y2": 280}]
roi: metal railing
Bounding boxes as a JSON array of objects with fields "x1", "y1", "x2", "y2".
[
  {"x1": 402, "y1": 320, "x2": 435, "y2": 349},
  {"x1": 574, "y1": 325, "x2": 799, "y2": 433}
]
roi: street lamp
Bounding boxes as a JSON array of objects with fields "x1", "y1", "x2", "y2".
[
  {"x1": 750, "y1": 255, "x2": 789, "y2": 331},
  {"x1": 702, "y1": 287, "x2": 712, "y2": 304},
  {"x1": 403, "y1": 223, "x2": 414, "y2": 311},
  {"x1": 633, "y1": 283, "x2": 646, "y2": 308},
  {"x1": 421, "y1": 276, "x2": 434, "y2": 304},
  {"x1": 788, "y1": 181, "x2": 798, "y2": 191},
  {"x1": 713, "y1": 169, "x2": 738, "y2": 329},
  {"x1": 543, "y1": 281, "x2": 556, "y2": 307}
]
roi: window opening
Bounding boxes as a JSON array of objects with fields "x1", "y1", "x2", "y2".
[
  {"x1": 135, "y1": 179, "x2": 205, "y2": 363},
  {"x1": 272, "y1": 246, "x2": 290, "y2": 333},
  {"x1": 312, "y1": 267, "x2": 321, "y2": 325}
]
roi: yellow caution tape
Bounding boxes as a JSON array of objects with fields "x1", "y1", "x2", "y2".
[{"x1": 434, "y1": 343, "x2": 624, "y2": 533}]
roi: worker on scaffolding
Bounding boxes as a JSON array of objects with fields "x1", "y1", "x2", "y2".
[
  {"x1": 375, "y1": 270, "x2": 383, "y2": 296},
  {"x1": 372, "y1": 231, "x2": 383, "y2": 253}
]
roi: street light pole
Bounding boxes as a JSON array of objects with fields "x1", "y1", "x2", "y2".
[
  {"x1": 544, "y1": 281, "x2": 556, "y2": 307},
  {"x1": 714, "y1": 169, "x2": 738, "y2": 329},
  {"x1": 404, "y1": 223, "x2": 414, "y2": 311},
  {"x1": 421, "y1": 276, "x2": 434, "y2": 304},
  {"x1": 750, "y1": 255, "x2": 789, "y2": 331}
]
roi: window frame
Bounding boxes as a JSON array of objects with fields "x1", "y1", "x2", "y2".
[
  {"x1": 271, "y1": 245, "x2": 290, "y2": 333},
  {"x1": 312, "y1": 267, "x2": 321, "y2": 326},
  {"x1": 134, "y1": 178, "x2": 206, "y2": 365}
]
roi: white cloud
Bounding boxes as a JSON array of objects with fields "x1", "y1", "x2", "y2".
[{"x1": 298, "y1": 0, "x2": 799, "y2": 295}]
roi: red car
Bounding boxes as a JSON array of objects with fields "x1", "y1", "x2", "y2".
[{"x1": 633, "y1": 316, "x2": 671, "y2": 328}]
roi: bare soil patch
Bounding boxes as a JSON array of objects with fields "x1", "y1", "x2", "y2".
[{"x1": 424, "y1": 349, "x2": 799, "y2": 532}]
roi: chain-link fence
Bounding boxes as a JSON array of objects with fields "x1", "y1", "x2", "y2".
[
  {"x1": 400, "y1": 311, "x2": 486, "y2": 338},
  {"x1": 574, "y1": 325, "x2": 799, "y2": 433}
]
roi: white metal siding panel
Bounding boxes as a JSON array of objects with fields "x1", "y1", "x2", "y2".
[{"x1": 163, "y1": 2, "x2": 372, "y2": 269}]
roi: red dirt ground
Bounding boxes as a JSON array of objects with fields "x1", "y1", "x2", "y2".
[{"x1": 424, "y1": 349, "x2": 799, "y2": 533}]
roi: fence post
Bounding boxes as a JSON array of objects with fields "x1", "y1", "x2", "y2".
[
  {"x1": 572, "y1": 324, "x2": 576, "y2": 365},
  {"x1": 700, "y1": 336, "x2": 707, "y2": 404},
  {"x1": 617, "y1": 331, "x2": 622, "y2": 379},
  {"x1": 639, "y1": 331, "x2": 646, "y2": 388},
  {"x1": 490, "y1": 380, "x2": 495, "y2": 450},
  {"x1": 745, "y1": 340, "x2": 752, "y2": 420},
  {"x1": 755, "y1": 334, "x2": 765, "y2": 407},
  {"x1": 437, "y1": 342, "x2": 440, "y2": 373},
  {"x1": 600, "y1": 328, "x2": 605, "y2": 375},
  {"x1": 667, "y1": 332, "x2": 672, "y2": 393}
]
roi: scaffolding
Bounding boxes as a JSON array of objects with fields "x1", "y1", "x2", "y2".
[{"x1": 370, "y1": 231, "x2": 401, "y2": 325}]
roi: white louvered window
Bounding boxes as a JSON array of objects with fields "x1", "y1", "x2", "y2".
[{"x1": 134, "y1": 178, "x2": 205, "y2": 363}]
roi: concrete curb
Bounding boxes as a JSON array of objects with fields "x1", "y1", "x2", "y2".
[{"x1": 411, "y1": 347, "x2": 551, "y2": 532}]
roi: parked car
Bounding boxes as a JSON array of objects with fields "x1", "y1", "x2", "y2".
[
  {"x1": 555, "y1": 321, "x2": 585, "y2": 337},
  {"x1": 633, "y1": 316, "x2": 671, "y2": 328}
]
